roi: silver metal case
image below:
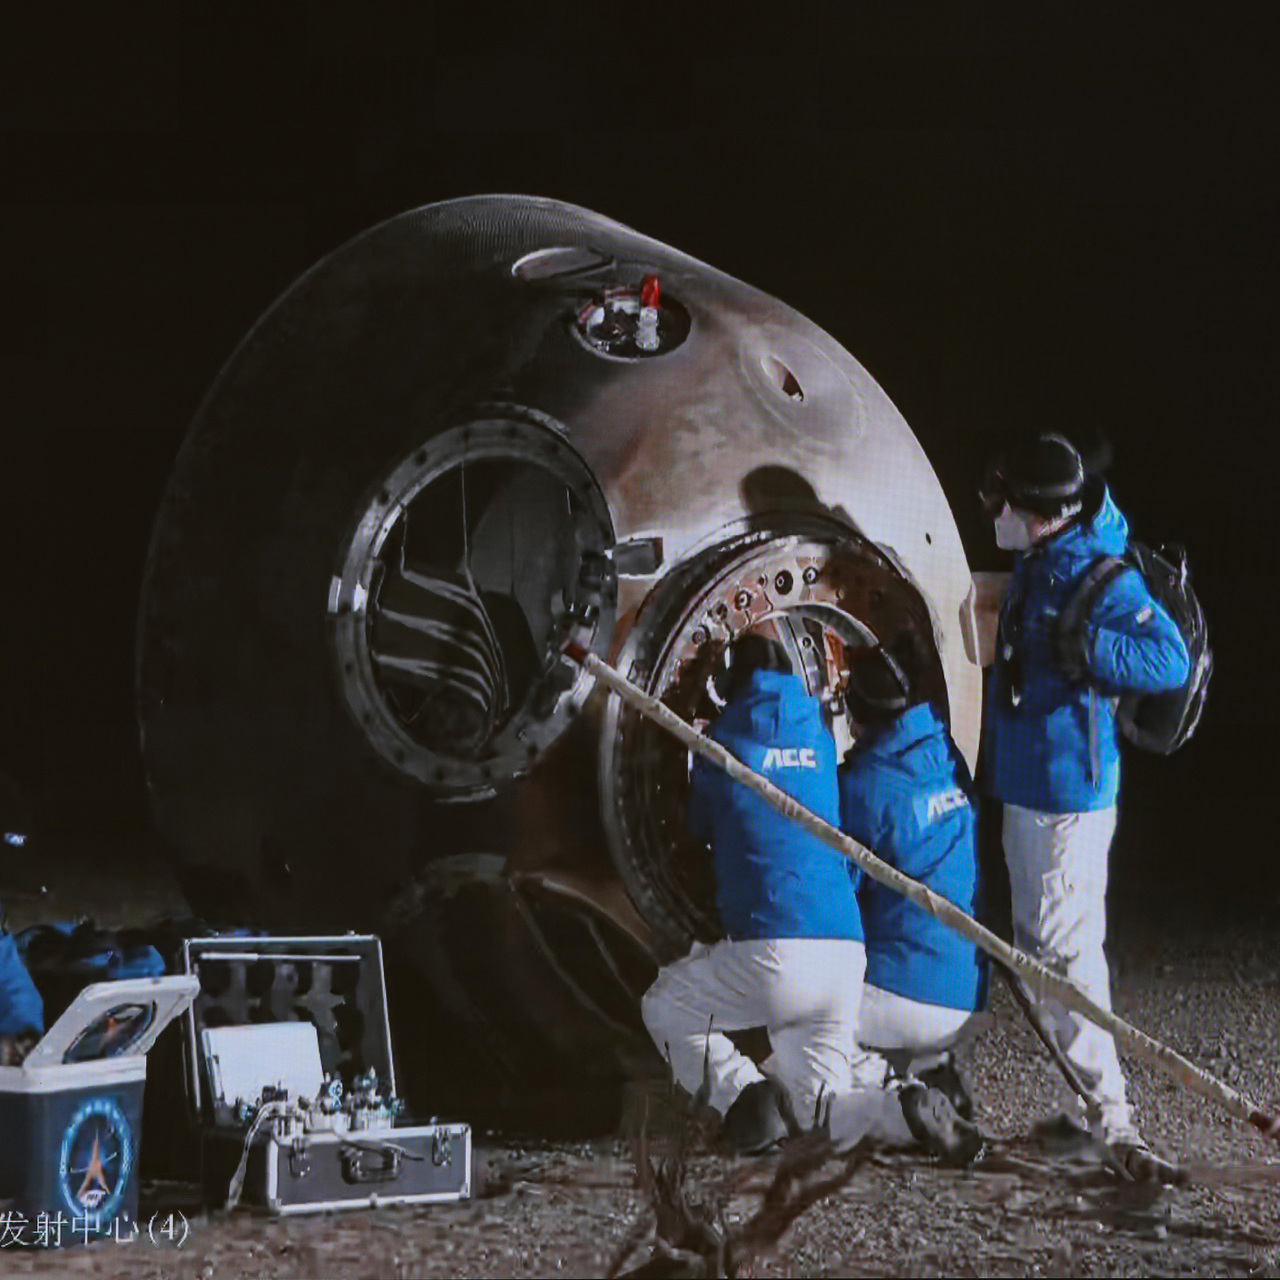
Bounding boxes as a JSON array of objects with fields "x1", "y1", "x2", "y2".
[
  {"x1": 177, "y1": 935, "x2": 471, "y2": 1214},
  {"x1": 179, "y1": 934, "x2": 396, "y2": 1124},
  {"x1": 258, "y1": 1123, "x2": 472, "y2": 1214}
]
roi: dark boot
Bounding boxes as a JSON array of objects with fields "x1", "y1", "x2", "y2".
[
  {"x1": 913, "y1": 1052, "x2": 974, "y2": 1121},
  {"x1": 721, "y1": 1079, "x2": 797, "y2": 1155},
  {"x1": 1110, "y1": 1140, "x2": 1187, "y2": 1186},
  {"x1": 899, "y1": 1081, "x2": 985, "y2": 1166}
]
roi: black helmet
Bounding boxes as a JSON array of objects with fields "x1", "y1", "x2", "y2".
[
  {"x1": 714, "y1": 633, "x2": 793, "y2": 703},
  {"x1": 985, "y1": 433, "x2": 1086, "y2": 519},
  {"x1": 845, "y1": 647, "x2": 912, "y2": 723}
]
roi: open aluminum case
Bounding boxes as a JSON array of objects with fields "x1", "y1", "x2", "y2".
[
  {"x1": 180, "y1": 935, "x2": 396, "y2": 1124},
  {"x1": 179, "y1": 935, "x2": 470, "y2": 1213},
  {"x1": 0, "y1": 976, "x2": 199, "y2": 1238}
]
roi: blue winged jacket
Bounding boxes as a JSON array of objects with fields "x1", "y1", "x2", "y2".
[
  {"x1": 839, "y1": 703, "x2": 986, "y2": 1012},
  {"x1": 687, "y1": 669, "x2": 862, "y2": 942},
  {"x1": 986, "y1": 482, "x2": 1190, "y2": 813}
]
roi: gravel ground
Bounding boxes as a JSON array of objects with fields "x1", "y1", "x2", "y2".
[{"x1": 3, "y1": 851, "x2": 1279, "y2": 1278}]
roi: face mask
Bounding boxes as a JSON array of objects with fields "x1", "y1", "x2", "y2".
[{"x1": 994, "y1": 504, "x2": 1033, "y2": 551}]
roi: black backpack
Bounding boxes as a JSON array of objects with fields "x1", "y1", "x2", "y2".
[{"x1": 1056, "y1": 542, "x2": 1212, "y2": 754}]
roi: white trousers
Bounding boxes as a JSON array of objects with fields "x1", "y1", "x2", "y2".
[
  {"x1": 851, "y1": 985, "x2": 988, "y2": 1083},
  {"x1": 769, "y1": 986, "x2": 985, "y2": 1088},
  {"x1": 641, "y1": 938, "x2": 913, "y2": 1150},
  {"x1": 1003, "y1": 803, "x2": 1135, "y2": 1141}
]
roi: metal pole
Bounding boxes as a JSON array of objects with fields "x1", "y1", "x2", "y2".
[
  {"x1": 993, "y1": 962, "x2": 1101, "y2": 1122},
  {"x1": 565, "y1": 643, "x2": 1280, "y2": 1142}
]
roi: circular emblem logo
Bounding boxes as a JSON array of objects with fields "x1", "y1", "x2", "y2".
[{"x1": 58, "y1": 1096, "x2": 133, "y2": 1223}]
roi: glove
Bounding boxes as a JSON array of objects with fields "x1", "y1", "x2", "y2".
[{"x1": 0, "y1": 1029, "x2": 39, "y2": 1066}]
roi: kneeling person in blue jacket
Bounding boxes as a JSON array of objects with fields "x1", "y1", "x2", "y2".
[
  {"x1": 838, "y1": 648, "x2": 987, "y2": 1114},
  {"x1": 642, "y1": 635, "x2": 981, "y2": 1162}
]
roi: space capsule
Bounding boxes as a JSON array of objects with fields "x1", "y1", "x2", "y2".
[{"x1": 137, "y1": 196, "x2": 987, "y2": 1128}]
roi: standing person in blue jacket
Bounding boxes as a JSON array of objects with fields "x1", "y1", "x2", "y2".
[
  {"x1": 642, "y1": 634, "x2": 981, "y2": 1162},
  {"x1": 982, "y1": 433, "x2": 1189, "y2": 1176},
  {"x1": 837, "y1": 647, "x2": 987, "y2": 1116}
]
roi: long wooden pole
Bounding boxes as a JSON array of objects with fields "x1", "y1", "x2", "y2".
[{"x1": 565, "y1": 643, "x2": 1280, "y2": 1142}]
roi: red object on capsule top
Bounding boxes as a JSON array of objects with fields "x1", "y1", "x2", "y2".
[{"x1": 640, "y1": 274, "x2": 661, "y2": 309}]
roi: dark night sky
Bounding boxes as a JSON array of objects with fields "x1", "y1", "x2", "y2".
[{"x1": 1, "y1": 7, "x2": 1275, "y2": 904}]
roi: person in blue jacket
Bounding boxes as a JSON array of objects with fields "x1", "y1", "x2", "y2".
[
  {"x1": 0, "y1": 908, "x2": 44, "y2": 1064},
  {"x1": 837, "y1": 647, "x2": 987, "y2": 1114},
  {"x1": 982, "y1": 432, "x2": 1189, "y2": 1175},
  {"x1": 642, "y1": 634, "x2": 981, "y2": 1162},
  {"x1": 0, "y1": 775, "x2": 45, "y2": 1064}
]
